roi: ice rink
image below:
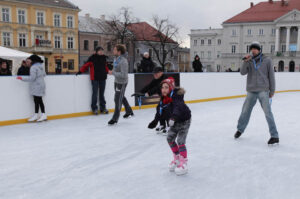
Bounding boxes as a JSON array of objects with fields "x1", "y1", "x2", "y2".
[{"x1": 0, "y1": 92, "x2": 299, "y2": 199}]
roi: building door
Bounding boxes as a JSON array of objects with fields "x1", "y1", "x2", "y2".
[
  {"x1": 55, "y1": 59, "x2": 62, "y2": 74},
  {"x1": 278, "y1": 61, "x2": 284, "y2": 72},
  {"x1": 289, "y1": 61, "x2": 295, "y2": 72}
]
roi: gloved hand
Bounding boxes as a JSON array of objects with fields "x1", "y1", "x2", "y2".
[
  {"x1": 16, "y1": 76, "x2": 22, "y2": 80},
  {"x1": 76, "y1": 71, "x2": 81, "y2": 76},
  {"x1": 169, "y1": 119, "x2": 175, "y2": 127}
]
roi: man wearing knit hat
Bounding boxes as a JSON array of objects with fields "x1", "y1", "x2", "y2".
[{"x1": 234, "y1": 41, "x2": 279, "y2": 145}]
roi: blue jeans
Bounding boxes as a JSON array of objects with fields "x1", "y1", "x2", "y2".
[
  {"x1": 91, "y1": 80, "x2": 106, "y2": 111},
  {"x1": 237, "y1": 91, "x2": 279, "y2": 138}
]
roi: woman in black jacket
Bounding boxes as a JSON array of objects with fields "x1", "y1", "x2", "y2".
[
  {"x1": 192, "y1": 55, "x2": 203, "y2": 72},
  {"x1": 17, "y1": 60, "x2": 30, "y2": 76}
]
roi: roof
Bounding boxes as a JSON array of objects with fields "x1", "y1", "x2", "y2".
[
  {"x1": 11, "y1": 0, "x2": 79, "y2": 10},
  {"x1": 224, "y1": 0, "x2": 300, "y2": 24},
  {"x1": 127, "y1": 22, "x2": 177, "y2": 44}
]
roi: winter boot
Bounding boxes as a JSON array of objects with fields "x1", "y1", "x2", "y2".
[
  {"x1": 148, "y1": 119, "x2": 158, "y2": 129},
  {"x1": 268, "y1": 137, "x2": 279, "y2": 145},
  {"x1": 156, "y1": 125, "x2": 166, "y2": 134},
  {"x1": 37, "y1": 113, "x2": 47, "y2": 122},
  {"x1": 28, "y1": 114, "x2": 39, "y2": 122},
  {"x1": 169, "y1": 154, "x2": 180, "y2": 172},
  {"x1": 108, "y1": 119, "x2": 118, "y2": 125},
  {"x1": 234, "y1": 131, "x2": 242, "y2": 139},
  {"x1": 100, "y1": 109, "x2": 109, "y2": 114},
  {"x1": 175, "y1": 155, "x2": 188, "y2": 176},
  {"x1": 123, "y1": 113, "x2": 134, "y2": 119}
]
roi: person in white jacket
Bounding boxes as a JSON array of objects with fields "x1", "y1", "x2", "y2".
[{"x1": 17, "y1": 55, "x2": 47, "y2": 122}]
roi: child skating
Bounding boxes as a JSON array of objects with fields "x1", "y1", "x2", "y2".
[{"x1": 160, "y1": 78, "x2": 191, "y2": 175}]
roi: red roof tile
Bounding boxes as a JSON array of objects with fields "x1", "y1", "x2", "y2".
[
  {"x1": 224, "y1": 0, "x2": 300, "y2": 24},
  {"x1": 127, "y1": 22, "x2": 177, "y2": 44}
]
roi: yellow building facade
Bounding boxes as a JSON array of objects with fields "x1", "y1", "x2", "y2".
[{"x1": 0, "y1": 0, "x2": 80, "y2": 74}]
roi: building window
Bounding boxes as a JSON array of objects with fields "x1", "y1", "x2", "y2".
[
  {"x1": 201, "y1": 39, "x2": 205, "y2": 45},
  {"x1": 271, "y1": 45, "x2": 275, "y2": 53},
  {"x1": 194, "y1": 40, "x2": 197, "y2": 46},
  {"x1": 54, "y1": 36, "x2": 61, "y2": 49},
  {"x1": 218, "y1": 39, "x2": 221, "y2": 45},
  {"x1": 217, "y1": 51, "x2": 221, "y2": 58},
  {"x1": 94, "y1": 41, "x2": 98, "y2": 51},
  {"x1": 18, "y1": 9, "x2": 26, "y2": 24},
  {"x1": 54, "y1": 14, "x2": 61, "y2": 27},
  {"x1": 208, "y1": 51, "x2": 211, "y2": 58},
  {"x1": 107, "y1": 42, "x2": 112, "y2": 52},
  {"x1": 2, "y1": 32, "x2": 11, "y2": 47},
  {"x1": 200, "y1": 51, "x2": 204, "y2": 58},
  {"x1": 247, "y1": 29, "x2": 252, "y2": 36},
  {"x1": 282, "y1": 45, "x2": 286, "y2": 53},
  {"x1": 84, "y1": 40, "x2": 89, "y2": 50},
  {"x1": 67, "y1": 16, "x2": 73, "y2": 28},
  {"x1": 246, "y1": 45, "x2": 250, "y2": 53},
  {"x1": 67, "y1": 37, "x2": 74, "y2": 49},
  {"x1": 272, "y1": 28, "x2": 276, "y2": 36},
  {"x1": 149, "y1": 48, "x2": 153, "y2": 57},
  {"x1": 208, "y1": 39, "x2": 212, "y2": 45},
  {"x1": 232, "y1": 45, "x2": 236, "y2": 54},
  {"x1": 36, "y1": 35, "x2": 43, "y2": 40},
  {"x1": 19, "y1": 33, "x2": 26, "y2": 47},
  {"x1": 259, "y1": 29, "x2": 264, "y2": 35},
  {"x1": 232, "y1": 29, "x2": 237, "y2": 36},
  {"x1": 260, "y1": 45, "x2": 263, "y2": 52},
  {"x1": 2, "y1": 8, "x2": 10, "y2": 22},
  {"x1": 68, "y1": 59, "x2": 74, "y2": 70},
  {"x1": 37, "y1": 12, "x2": 44, "y2": 25}
]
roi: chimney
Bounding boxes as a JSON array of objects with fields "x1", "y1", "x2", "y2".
[
  {"x1": 269, "y1": 0, "x2": 273, "y2": 3},
  {"x1": 250, "y1": 2, "x2": 254, "y2": 7},
  {"x1": 281, "y1": 0, "x2": 285, "y2": 6},
  {"x1": 100, "y1": 15, "x2": 105, "y2": 21},
  {"x1": 85, "y1": 13, "x2": 90, "y2": 18}
]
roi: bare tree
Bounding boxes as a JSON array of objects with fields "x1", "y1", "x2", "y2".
[
  {"x1": 142, "y1": 16, "x2": 181, "y2": 70},
  {"x1": 105, "y1": 7, "x2": 137, "y2": 44}
]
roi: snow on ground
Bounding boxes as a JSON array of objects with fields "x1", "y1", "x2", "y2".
[{"x1": 0, "y1": 92, "x2": 300, "y2": 199}]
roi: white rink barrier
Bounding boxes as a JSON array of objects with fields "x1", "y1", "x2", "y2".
[{"x1": 0, "y1": 73, "x2": 299, "y2": 126}]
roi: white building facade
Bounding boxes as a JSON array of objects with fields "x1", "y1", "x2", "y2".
[{"x1": 190, "y1": 1, "x2": 300, "y2": 72}]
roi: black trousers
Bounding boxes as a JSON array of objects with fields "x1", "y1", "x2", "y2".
[
  {"x1": 112, "y1": 83, "x2": 133, "y2": 121},
  {"x1": 33, "y1": 96, "x2": 45, "y2": 113},
  {"x1": 91, "y1": 80, "x2": 106, "y2": 111}
]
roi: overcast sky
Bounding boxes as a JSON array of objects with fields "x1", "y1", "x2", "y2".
[{"x1": 71, "y1": 0, "x2": 262, "y2": 47}]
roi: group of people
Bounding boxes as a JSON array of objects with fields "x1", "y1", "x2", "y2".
[{"x1": 13, "y1": 40, "x2": 279, "y2": 176}]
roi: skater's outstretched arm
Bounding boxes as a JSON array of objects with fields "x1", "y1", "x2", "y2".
[{"x1": 21, "y1": 66, "x2": 38, "y2": 82}]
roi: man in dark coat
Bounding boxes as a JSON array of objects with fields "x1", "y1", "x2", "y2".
[
  {"x1": 76, "y1": 47, "x2": 109, "y2": 115},
  {"x1": 140, "y1": 52, "x2": 155, "y2": 73},
  {"x1": 192, "y1": 55, "x2": 203, "y2": 72},
  {"x1": 17, "y1": 60, "x2": 30, "y2": 76}
]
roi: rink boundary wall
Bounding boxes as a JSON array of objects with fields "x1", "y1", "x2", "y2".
[
  {"x1": 0, "y1": 90, "x2": 300, "y2": 127},
  {"x1": 1, "y1": 73, "x2": 300, "y2": 127}
]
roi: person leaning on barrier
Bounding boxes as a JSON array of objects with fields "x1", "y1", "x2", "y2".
[
  {"x1": 0, "y1": 60, "x2": 12, "y2": 76},
  {"x1": 17, "y1": 60, "x2": 30, "y2": 76}
]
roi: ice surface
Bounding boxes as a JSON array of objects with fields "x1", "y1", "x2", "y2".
[{"x1": 0, "y1": 92, "x2": 300, "y2": 199}]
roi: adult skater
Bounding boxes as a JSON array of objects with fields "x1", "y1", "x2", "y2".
[
  {"x1": 16, "y1": 55, "x2": 47, "y2": 122},
  {"x1": 107, "y1": 44, "x2": 134, "y2": 125},
  {"x1": 160, "y1": 78, "x2": 191, "y2": 175},
  {"x1": 234, "y1": 41, "x2": 279, "y2": 145},
  {"x1": 76, "y1": 47, "x2": 109, "y2": 115}
]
